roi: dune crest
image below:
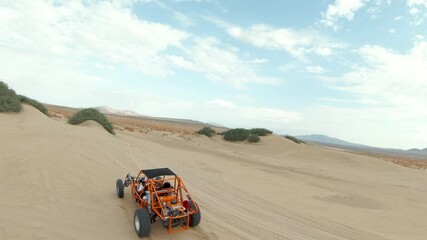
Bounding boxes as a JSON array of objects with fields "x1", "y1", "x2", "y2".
[{"x1": 77, "y1": 120, "x2": 109, "y2": 132}]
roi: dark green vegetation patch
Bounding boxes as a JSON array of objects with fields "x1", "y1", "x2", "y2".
[
  {"x1": 222, "y1": 127, "x2": 272, "y2": 143},
  {"x1": 68, "y1": 108, "x2": 115, "y2": 135},
  {"x1": 247, "y1": 134, "x2": 260, "y2": 143},
  {"x1": 284, "y1": 135, "x2": 305, "y2": 144},
  {"x1": 19, "y1": 95, "x2": 50, "y2": 116},
  {"x1": 0, "y1": 81, "x2": 22, "y2": 113},
  {"x1": 223, "y1": 128, "x2": 251, "y2": 141},
  {"x1": 197, "y1": 127, "x2": 216, "y2": 137},
  {"x1": 249, "y1": 128, "x2": 273, "y2": 136}
]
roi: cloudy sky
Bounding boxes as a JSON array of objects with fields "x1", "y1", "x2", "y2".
[{"x1": 1, "y1": 0, "x2": 426, "y2": 149}]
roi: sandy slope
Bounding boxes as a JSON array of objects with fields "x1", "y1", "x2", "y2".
[{"x1": 0, "y1": 105, "x2": 426, "y2": 240}]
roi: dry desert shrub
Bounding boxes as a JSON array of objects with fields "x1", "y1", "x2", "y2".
[
  {"x1": 19, "y1": 95, "x2": 49, "y2": 116},
  {"x1": 68, "y1": 108, "x2": 115, "y2": 135},
  {"x1": 223, "y1": 128, "x2": 251, "y2": 142},
  {"x1": 284, "y1": 135, "x2": 305, "y2": 144},
  {"x1": 197, "y1": 127, "x2": 216, "y2": 137},
  {"x1": 247, "y1": 134, "x2": 260, "y2": 143},
  {"x1": 249, "y1": 128, "x2": 273, "y2": 136},
  {"x1": 0, "y1": 81, "x2": 22, "y2": 113}
]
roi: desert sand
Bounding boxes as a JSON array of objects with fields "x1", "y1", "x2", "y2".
[{"x1": 0, "y1": 105, "x2": 426, "y2": 240}]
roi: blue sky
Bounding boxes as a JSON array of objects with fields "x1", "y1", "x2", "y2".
[{"x1": 1, "y1": 0, "x2": 427, "y2": 149}]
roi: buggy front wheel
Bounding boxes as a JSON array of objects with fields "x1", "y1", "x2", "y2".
[
  {"x1": 116, "y1": 179, "x2": 124, "y2": 198},
  {"x1": 134, "y1": 208, "x2": 151, "y2": 237}
]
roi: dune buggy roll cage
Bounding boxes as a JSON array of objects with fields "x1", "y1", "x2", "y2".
[{"x1": 130, "y1": 170, "x2": 199, "y2": 234}]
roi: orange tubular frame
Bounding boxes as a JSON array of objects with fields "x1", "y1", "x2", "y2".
[{"x1": 130, "y1": 170, "x2": 199, "y2": 234}]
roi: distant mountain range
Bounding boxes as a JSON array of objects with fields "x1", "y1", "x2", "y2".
[
  {"x1": 407, "y1": 148, "x2": 427, "y2": 154},
  {"x1": 96, "y1": 106, "x2": 140, "y2": 116},
  {"x1": 296, "y1": 134, "x2": 427, "y2": 160}
]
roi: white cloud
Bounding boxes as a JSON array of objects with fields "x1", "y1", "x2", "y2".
[
  {"x1": 408, "y1": 0, "x2": 427, "y2": 7},
  {"x1": 414, "y1": 34, "x2": 425, "y2": 41},
  {"x1": 223, "y1": 24, "x2": 343, "y2": 59},
  {"x1": 394, "y1": 15, "x2": 403, "y2": 21},
  {"x1": 315, "y1": 47, "x2": 333, "y2": 56},
  {"x1": 173, "y1": 12, "x2": 194, "y2": 28},
  {"x1": 204, "y1": 99, "x2": 301, "y2": 128},
  {"x1": 321, "y1": 0, "x2": 367, "y2": 30},
  {"x1": 367, "y1": 7, "x2": 381, "y2": 19},
  {"x1": 0, "y1": 0, "x2": 189, "y2": 78},
  {"x1": 407, "y1": 0, "x2": 427, "y2": 25},
  {"x1": 207, "y1": 99, "x2": 236, "y2": 108},
  {"x1": 318, "y1": 97, "x2": 376, "y2": 104},
  {"x1": 366, "y1": 0, "x2": 392, "y2": 19},
  {"x1": 165, "y1": 55, "x2": 195, "y2": 70},
  {"x1": 251, "y1": 58, "x2": 269, "y2": 64},
  {"x1": 308, "y1": 40, "x2": 427, "y2": 148},
  {"x1": 305, "y1": 66, "x2": 326, "y2": 74},
  {"x1": 328, "y1": 40, "x2": 427, "y2": 118},
  {"x1": 389, "y1": 28, "x2": 397, "y2": 33},
  {"x1": 0, "y1": 0, "x2": 281, "y2": 92},
  {"x1": 182, "y1": 37, "x2": 281, "y2": 88}
]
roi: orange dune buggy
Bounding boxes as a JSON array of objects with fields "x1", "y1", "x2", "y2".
[{"x1": 116, "y1": 168, "x2": 201, "y2": 237}]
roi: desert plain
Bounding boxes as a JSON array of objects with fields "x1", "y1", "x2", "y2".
[{"x1": 0, "y1": 104, "x2": 426, "y2": 240}]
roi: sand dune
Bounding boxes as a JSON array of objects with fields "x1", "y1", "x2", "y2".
[
  {"x1": 1, "y1": 105, "x2": 426, "y2": 240},
  {"x1": 78, "y1": 120, "x2": 109, "y2": 133}
]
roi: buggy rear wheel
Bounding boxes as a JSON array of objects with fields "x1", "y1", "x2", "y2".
[
  {"x1": 134, "y1": 208, "x2": 151, "y2": 237},
  {"x1": 116, "y1": 179, "x2": 124, "y2": 198},
  {"x1": 189, "y1": 201, "x2": 201, "y2": 227}
]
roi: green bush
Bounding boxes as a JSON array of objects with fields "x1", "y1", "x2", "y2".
[
  {"x1": 0, "y1": 81, "x2": 22, "y2": 113},
  {"x1": 217, "y1": 131, "x2": 226, "y2": 136},
  {"x1": 68, "y1": 108, "x2": 115, "y2": 135},
  {"x1": 250, "y1": 128, "x2": 273, "y2": 136},
  {"x1": 247, "y1": 134, "x2": 260, "y2": 143},
  {"x1": 19, "y1": 95, "x2": 49, "y2": 116},
  {"x1": 197, "y1": 127, "x2": 216, "y2": 137},
  {"x1": 223, "y1": 128, "x2": 250, "y2": 142},
  {"x1": 0, "y1": 96, "x2": 22, "y2": 112},
  {"x1": 284, "y1": 135, "x2": 305, "y2": 144}
]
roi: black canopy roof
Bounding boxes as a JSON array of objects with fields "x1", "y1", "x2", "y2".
[{"x1": 142, "y1": 168, "x2": 175, "y2": 179}]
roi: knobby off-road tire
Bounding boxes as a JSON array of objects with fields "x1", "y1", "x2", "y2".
[
  {"x1": 116, "y1": 179, "x2": 124, "y2": 198},
  {"x1": 134, "y1": 208, "x2": 151, "y2": 237},
  {"x1": 189, "y1": 201, "x2": 201, "y2": 227}
]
